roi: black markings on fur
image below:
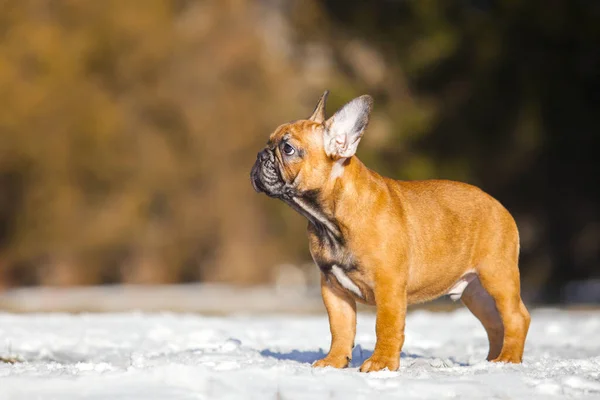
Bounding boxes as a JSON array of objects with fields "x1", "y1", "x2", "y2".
[
  {"x1": 301, "y1": 190, "x2": 323, "y2": 213},
  {"x1": 315, "y1": 261, "x2": 359, "y2": 274},
  {"x1": 291, "y1": 189, "x2": 343, "y2": 244},
  {"x1": 293, "y1": 190, "x2": 361, "y2": 274},
  {"x1": 303, "y1": 190, "x2": 340, "y2": 238}
]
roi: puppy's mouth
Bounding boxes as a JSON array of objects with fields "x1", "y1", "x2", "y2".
[
  {"x1": 250, "y1": 148, "x2": 288, "y2": 198},
  {"x1": 250, "y1": 161, "x2": 265, "y2": 193}
]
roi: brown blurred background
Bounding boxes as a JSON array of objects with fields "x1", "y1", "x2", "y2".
[{"x1": 0, "y1": 0, "x2": 598, "y2": 305}]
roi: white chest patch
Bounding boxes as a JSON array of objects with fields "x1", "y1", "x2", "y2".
[
  {"x1": 330, "y1": 158, "x2": 346, "y2": 180},
  {"x1": 331, "y1": 265, "x2": 362, "y2": 298}
]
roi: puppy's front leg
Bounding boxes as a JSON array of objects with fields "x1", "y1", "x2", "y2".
[
  {"x1": 313, "y1": 274, "x2": 357, "y2": 369},
  {"x1": 360, "y1": 278, "x2": 406, "y2": 372}
]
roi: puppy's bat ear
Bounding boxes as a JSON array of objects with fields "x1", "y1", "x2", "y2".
[
  {"x1": 323, "y1": 95, "x2": 373, "y2": 159},
  {"x1": 308, "y1": 90, "x2": 329, "y2": 123}
]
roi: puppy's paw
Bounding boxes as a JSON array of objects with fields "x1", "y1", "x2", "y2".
[
  {"x1": 312, "y1": 355, "x2": 350, "y2": 369},
  {"x1": 490, "y1": 353, "x2": 522, "y2": 364},
  {"x1": 359, "y1": 355, "x2": 399, "y2": 372}
]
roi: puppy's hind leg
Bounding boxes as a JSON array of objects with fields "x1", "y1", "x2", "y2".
[
  {"x1": 476, "y1": 259, "x2": 531, "y2": 363},
  {"x1": 461, "y1": 276, "x2": 504, "y2": 361}
]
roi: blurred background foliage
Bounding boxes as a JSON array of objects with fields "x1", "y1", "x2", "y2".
[{"x1": 0, "y1": 0, "x2": 597, "y2": 302}]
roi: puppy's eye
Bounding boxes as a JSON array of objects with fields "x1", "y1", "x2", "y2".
[{"x1": 283, "y1": 143, "x2": 295, "y2": 156}]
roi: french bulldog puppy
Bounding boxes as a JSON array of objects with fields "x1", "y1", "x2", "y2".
[{"x1": 251, "y1": 91, "x2": 530, "y2": 372}]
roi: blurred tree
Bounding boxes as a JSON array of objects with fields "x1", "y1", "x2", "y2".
[{"x1": 0, "y1": 0, "x2": 309, "y2": 286}]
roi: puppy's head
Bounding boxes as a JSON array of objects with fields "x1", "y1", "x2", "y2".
[{"x1": 250, "y1": 91, "x2": 373, "y2": 200}]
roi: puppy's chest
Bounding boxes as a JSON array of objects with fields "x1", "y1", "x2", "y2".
[
  {"x1": 308, "y1": 227, "x2": 355, "y2": 272},
  {"x1": 308, "y1": 227, "x2": 373, "y2": 303}
]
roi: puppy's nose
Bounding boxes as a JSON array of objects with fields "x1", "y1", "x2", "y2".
[{"x1": 258, "y1": 149, "x2": 269, "y2": 161}]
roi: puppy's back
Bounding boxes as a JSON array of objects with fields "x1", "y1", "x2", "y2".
[{"x1": 395, "y1": 179, "x2": 519, "y2": 259}]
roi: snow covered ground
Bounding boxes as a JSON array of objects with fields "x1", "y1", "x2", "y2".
[{"x1": 0, "y1": 308, "x2": 599, "y2": 399}]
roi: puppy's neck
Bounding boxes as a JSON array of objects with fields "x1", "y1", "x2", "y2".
[
  {"x1": 290, "y1": 191, "x2": 342, "y2": 240},
  {"x1": 292, "y1": 156, "x2": 382, "y2": 241},
  {"x1": 326, "y1": 156, "x2": 379, "y2": 214}
]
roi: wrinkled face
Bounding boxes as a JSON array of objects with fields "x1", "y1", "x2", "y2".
[
  {"x1": 250, "y1": 91, "x2": 373, "y2": 200},
  {"x1": 250, "y1": 120, "x2": 330, "y2": 200}
]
